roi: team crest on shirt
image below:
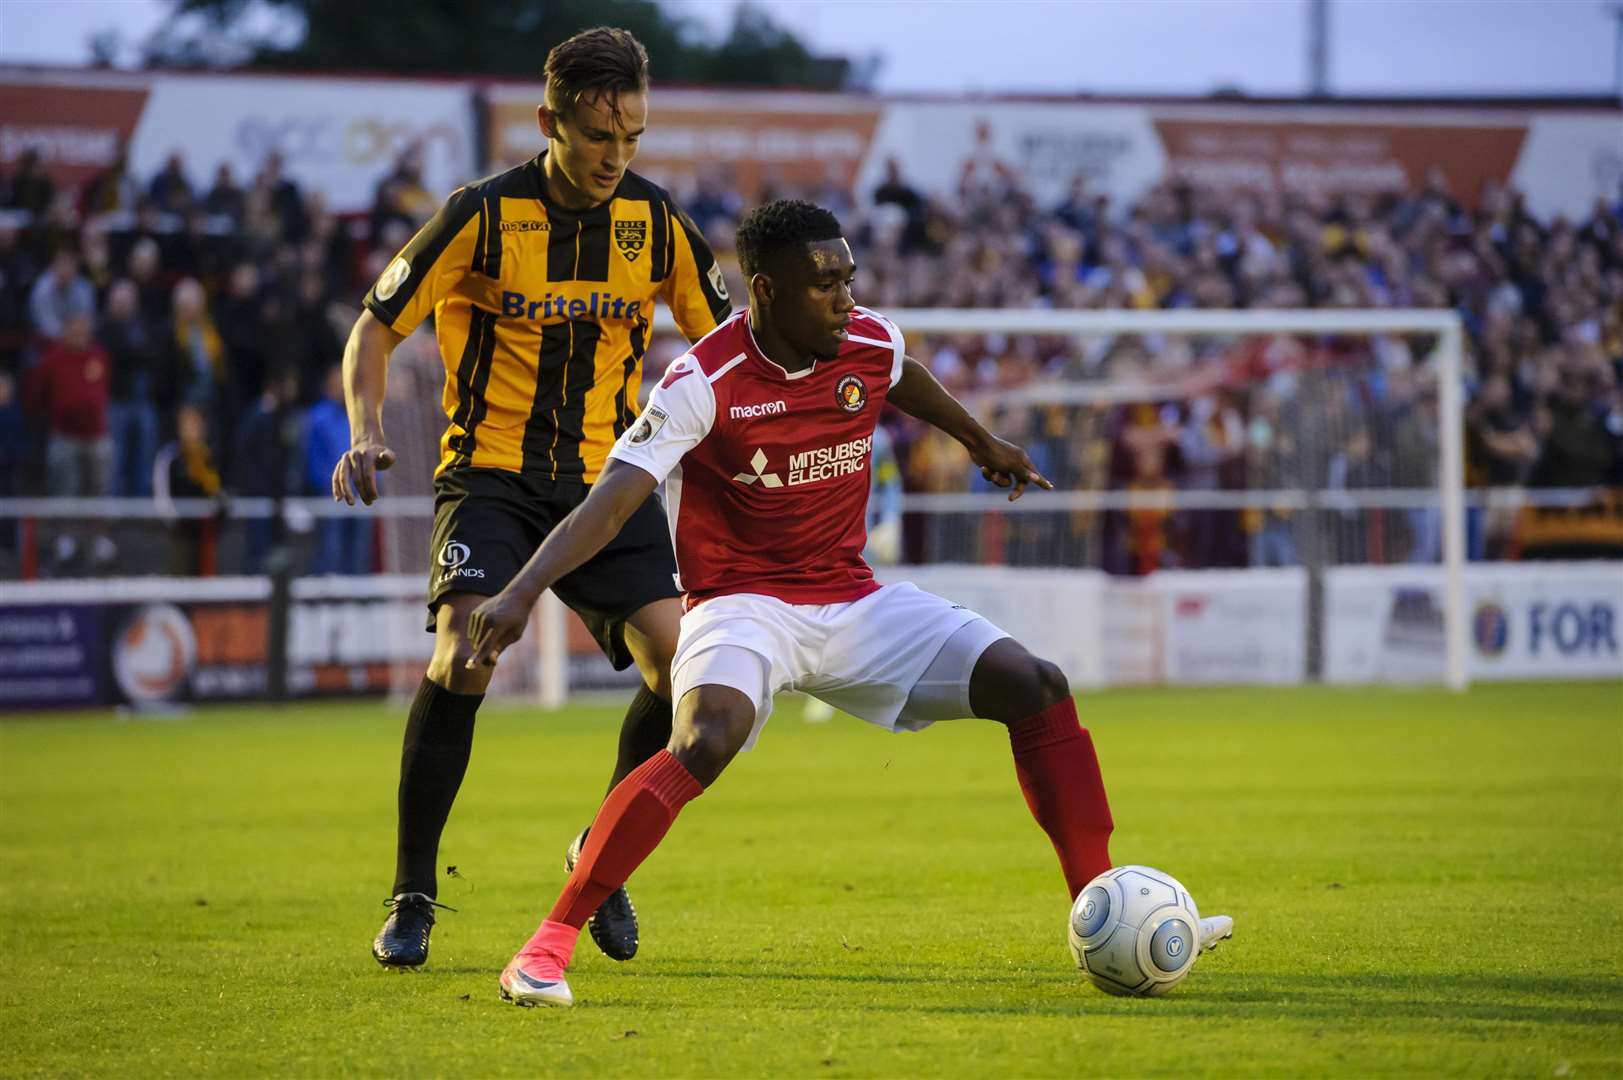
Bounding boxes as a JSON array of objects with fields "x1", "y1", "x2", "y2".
[
  {"x1": 614, "y1": 220, "x2": 647, "y2": 263},
  {"x1": 628, "y1": 405, "x2": 669, "y2": 445},
  {"x1": 835, "y1": 374, "x2": 867, "y2": 413}
]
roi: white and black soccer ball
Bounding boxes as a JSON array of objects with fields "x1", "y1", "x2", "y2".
[{"x1": 1068, "y1": 865, "x2": 1201, "y2": 997}]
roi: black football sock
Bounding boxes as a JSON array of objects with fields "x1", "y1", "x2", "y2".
[
  {"x1": 392, "y1": 677, "x2": 483, "y2": 898},
  {"x1": 604, "y1": 683, "x2": 673, "y2": 797}
]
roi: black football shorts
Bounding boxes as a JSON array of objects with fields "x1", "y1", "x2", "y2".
[{"x1": 425, "y1": 467, "x2": 679, "y2": 669}]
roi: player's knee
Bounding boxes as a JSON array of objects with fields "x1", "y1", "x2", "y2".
[
  {"x1": 971, "y1": 639, "x2": 1069, "y2": 723},
  {"x1": 670, "y1": 718, "x2": 744, "y2": 782},
  {"x1": 638, "y1": 665, "x2": 674, "y2": 703},
  {"x1": 426, "y1": 632, "x2": 490, "y2": 693},
  {"x1": 623, "y1": 600, "x2": 682, "y2": 701},
  {"x1": 669, "y1": 697, "x2": 753, "y2": 786},
  {"x1": 1031, "y1": 657, "x2": 1070, "y2": 709}
]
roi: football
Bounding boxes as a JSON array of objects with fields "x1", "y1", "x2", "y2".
[{"x1": 1068, "y1": 865, "x2": 1202, "y2": 996}]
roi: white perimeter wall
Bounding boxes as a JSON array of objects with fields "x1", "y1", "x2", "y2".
[{"x1": 880, "y1": 563, "x2": 1622, "y2": 687}]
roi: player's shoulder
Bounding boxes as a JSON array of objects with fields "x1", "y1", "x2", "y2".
[
  {"x1": 618, "y1": 169, "x2": 709, "y2": 232},
  {"x1": 615, "y1": 169, "x2": 678, "y2": 209},
  {"x1": 652, "y1": 312, "x2": 751, "y2": 398},
  {"x1": 848, "y1": 306, "x2": 902, "y2": 341},
  {"x1": 841, "y1": 306, "x2": 905, "y2": 369},
  {"x1": 459, "y1": 158, "x2": 546, "y2": 202},
  {"x1": 433, "y1": 159, "x2": 543, "y2": 221},
  {"x1": 681, "y1": 311, "x2": 752, "y2": 377}
]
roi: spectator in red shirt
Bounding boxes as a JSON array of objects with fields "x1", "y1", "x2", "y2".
[
  {"x1": 24, "y1": 310, "x2": 116, "y2": 571},
  {"x1": 26, "y1": 310, "x2": 112, "y2": 495}
]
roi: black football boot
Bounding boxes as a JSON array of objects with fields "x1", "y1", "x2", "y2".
[
  {"x1": 372, "y1": 893, "x2": 454, "y2": 968},
  {"x1": 565, "y1": 828, "x2": 640, "y2": 961}
]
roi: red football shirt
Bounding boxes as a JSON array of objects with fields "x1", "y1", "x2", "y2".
[{"x1": 609, "y1": 307, "x2": 904, "y2": 607}]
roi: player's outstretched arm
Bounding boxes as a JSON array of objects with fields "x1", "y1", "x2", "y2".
[
  {"x1": 332, "y1": 308, "x2": 407, "y2": 506},
  {"x1": 887, "y1": 356, "x2": 1053, "y2": 501},
  {"x1": 465, "y1": 460, "x2": 660, "y2": 668}
]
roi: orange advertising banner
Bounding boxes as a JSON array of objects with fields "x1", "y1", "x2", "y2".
[
  {"x1": 1152, "y1": 117, "x2": 1529, "y2": 203},
  {"x1": 0, "y1": 80, "x2": 150, "y2": 191},
  {"x1": 486, "y1": 90, "x2": 882, "y2": 199}
]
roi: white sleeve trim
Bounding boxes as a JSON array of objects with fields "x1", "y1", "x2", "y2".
[
  {"x1": 707, "y1": 352, "x2": 748, "y2": 383},
  {"x1": 855, "y1": 306, "x2": 906, "y2": 385}
]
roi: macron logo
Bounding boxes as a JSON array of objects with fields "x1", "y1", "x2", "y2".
[{"x1": 729, "y1": 400, "x2": 787, "y2": 420}]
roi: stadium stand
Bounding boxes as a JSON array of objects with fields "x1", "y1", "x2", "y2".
[{"x1": 2, "y1": 139, "x2": 1619, "y2": 578}]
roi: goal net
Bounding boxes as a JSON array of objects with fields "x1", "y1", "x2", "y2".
[{"x1": 878, "y1": 307, "x2": 1469, "y2": 691}]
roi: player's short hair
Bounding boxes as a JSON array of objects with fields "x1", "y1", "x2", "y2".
[
  {"x1": 735, "y1": 200, "x2": 845, "y2": 278},
  {"x1": 543, "y1": 27, "x2": 649, "y2": 125}
]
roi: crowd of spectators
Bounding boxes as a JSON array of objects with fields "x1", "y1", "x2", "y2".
[
  {"x1": 706, "y1": 152, "x2": 1623, "y2": 569},
  {"x1": 3, "y1": 136, "x2": 1620, "y2": 578},
  {"x1": 0, "y1": 145, "x2": 372, "y2": 575}
]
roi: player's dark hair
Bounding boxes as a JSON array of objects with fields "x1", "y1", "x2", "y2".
[
  {"x1": 735, "y1": 199, "x2": 845, "y2": 278},
  {"x1": 543, "y1": 27, "x2": 649, "y2": 125}
]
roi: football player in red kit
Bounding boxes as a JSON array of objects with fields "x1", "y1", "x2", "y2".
[{"x1": 467, "y1": 199, "x2": 1231, "y2": 1006}]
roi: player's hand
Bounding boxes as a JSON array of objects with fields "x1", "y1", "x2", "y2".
[
  {"x1": 465, "y1": 591, "x2": 534, "y2": 669},
  {"x1": 332, "y1": 439, "x2": 397, "y2": 506},
  {"x1": 970, "y1": 435, "x2": 1053, "y2": 501}
]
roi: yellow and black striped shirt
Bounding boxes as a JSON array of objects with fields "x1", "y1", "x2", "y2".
[{"x1": 364, "y1": 154, "x2": 730, "y2": 483}]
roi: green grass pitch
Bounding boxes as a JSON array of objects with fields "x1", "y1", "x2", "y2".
[{"x1": 2, "y1": 682, "x2": 1620, "y2": 1077}]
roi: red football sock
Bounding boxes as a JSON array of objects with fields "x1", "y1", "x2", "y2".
[
  {"x1": 546, "y1": 749, "x2": 704, "y2": 929},
  {"x1": 515, "y1": 920, "x2": 579, "y2": 970},
  {"x1": 1008, "y1": 696, "x2": 1114, "y2": 900}
]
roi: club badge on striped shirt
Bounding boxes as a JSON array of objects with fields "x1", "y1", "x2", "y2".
[{"x1": 614, "y1": 220, "x2": 647, "y2": 263}]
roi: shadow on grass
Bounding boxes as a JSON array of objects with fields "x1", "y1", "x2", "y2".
[{"x1": 622, "y1": 964, "x2": 1622, "y2": 1028}]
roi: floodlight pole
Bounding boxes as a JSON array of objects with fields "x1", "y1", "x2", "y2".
[
  {"x1": 1612, "y1": 3, "x2": 1623, "y2": 102},
  {"x1": 1308, "y1": 0, "x2": 1331, "y2": 97}
]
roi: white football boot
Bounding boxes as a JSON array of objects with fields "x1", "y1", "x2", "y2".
[
  {"x1": 499, "y1": 952, "x2": 575, "y2": 1008},
  {"x1": 1198, "y1": 915, "x2": 1234, "y2": 954}
]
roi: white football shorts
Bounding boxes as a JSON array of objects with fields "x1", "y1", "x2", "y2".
[{"x1": 670, "y1": 581, "x2": 1010, "y2": 750}]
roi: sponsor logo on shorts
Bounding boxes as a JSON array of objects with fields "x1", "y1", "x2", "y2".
[
  {"x1": 628, "y1": 405, "x2": 669, "y2": 446},
  {"x1": 835, "y1": 374, "x2": 867, "y2": 413},
  {"x1": 728, "y1": 399, "x2": 786, "y2": 420},
  {"x1": 438, "y1": 541, "x2": 484, "y2": 580}
]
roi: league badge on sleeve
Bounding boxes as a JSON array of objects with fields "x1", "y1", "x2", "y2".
[
  {"x1": 707, "y1": 262, "x2": 730, "y2": 301},
  {"x1": 374, "y1": 256, "x2": 411, "y2": 301},
  {"x1": 629, "y1": 405, "x2": 670, "y2": 445}
]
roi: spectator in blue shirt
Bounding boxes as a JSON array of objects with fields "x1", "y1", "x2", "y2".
[
  {"x1": 304, "y1": 364, "x2": 371, "y2": 575},
  {"x1": 28, "y1": 247, "x2": 95, "y2": 345}
]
